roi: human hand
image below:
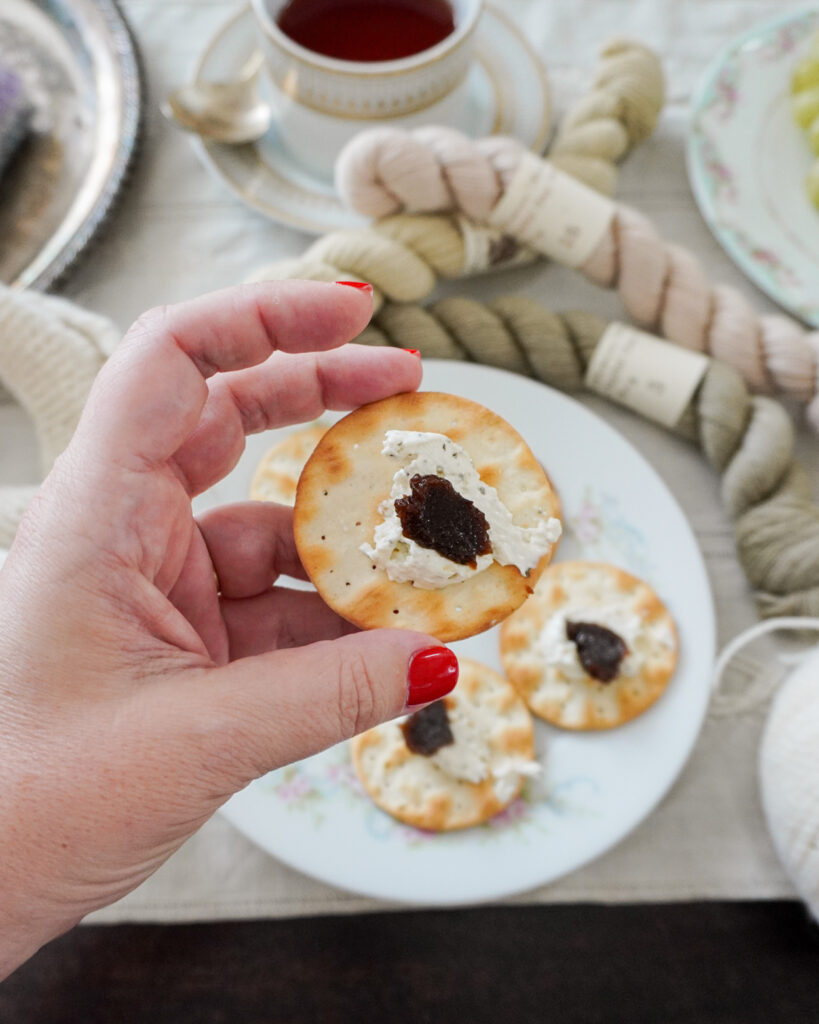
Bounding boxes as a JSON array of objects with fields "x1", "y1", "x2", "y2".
[{"x1": 0, "y1": 281, "x2": 458, "y2": 977}]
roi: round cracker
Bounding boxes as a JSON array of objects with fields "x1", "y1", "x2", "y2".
[
  {"x1": 250, "y1": 424, "x2": 327, "y2": 505},
  {"x1": 351, "y1": 658, "x2": 536, "y2": 831},
  {"x1": 500, "y1": 561, "x2": 678, "y2": 730},
  {"x1": 293, "y1": 392, "x2": 561, "y2": 642}
]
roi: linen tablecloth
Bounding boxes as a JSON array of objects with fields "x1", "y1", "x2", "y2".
[{"x1": 3, "y1": 0, "x2": 816, "y2": 920}]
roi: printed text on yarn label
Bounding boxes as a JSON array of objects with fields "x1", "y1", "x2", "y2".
[
  {"x1": 488, "y1": 152, "x2": 614, "y2": 267},
  {"x1": 457, "y1": 217, "x2": 538, "y2": 275},
  {"x1": 586, "y1": 323, "x2": 709, "y2": 428}
]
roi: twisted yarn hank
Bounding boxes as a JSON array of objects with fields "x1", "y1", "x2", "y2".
[
  {"x1": 548, "y1": 38, "x2": 665, "y2": 194},
  {"x1": 246, "y1": 211, "x2": 542, "y2": 304},
  {"x1": 250, "y1": 227, "x2": 819, "y2": 616},
  {"x1": 352, "y1": 294, "x2": 819, "y2": 619},
  {"x1": 0, "y1": 285, "x2": 116, "y2": 546},
  {"x1": 759, "y1": 640, "x2": 819, "y2": 921},
  {"x1": 336, "y1": 37, "x2": 664, "y2": 219},
  {"x1": 336, "y1": 128, "x2": 819, "y2": 430}
]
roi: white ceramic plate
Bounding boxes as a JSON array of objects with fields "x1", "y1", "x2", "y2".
[
  {"x1": 193, "y1": 361, "x2": 715, "y2": 906},
  {"x1": 192, "y1": 4, "x2": 550, "y2": 234},
  {"x1": 688, "y1": 8, "x2": 819, "y2": 327}
]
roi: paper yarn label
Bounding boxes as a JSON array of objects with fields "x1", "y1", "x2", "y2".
[
  {"x1": 585, "y1": 322, "x2": 709, "y2": 429},
  {"x1": 487, "y1": 151, "x2": 615, "y2": 268},
  {"x1": 457, "y1": 216, "x2": 538, "y2": 276}
]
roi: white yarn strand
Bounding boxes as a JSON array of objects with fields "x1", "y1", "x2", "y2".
[
  {"x1": 710, "y1": 617, "x2": 819, "y2": 717},
  {"x1": 712, "y1": 616, "x2": 819, "y2": 690},
  {"x1": 711, "y1": 617, "x2": 819, "y2": 919}
]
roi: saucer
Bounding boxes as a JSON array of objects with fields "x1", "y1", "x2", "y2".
[
  {"x1": 191, "y1": 4, "x2": 551, "y2": 234},
  {"x1": 687, "y1": 8, "x2": 819, "y2": 327}
]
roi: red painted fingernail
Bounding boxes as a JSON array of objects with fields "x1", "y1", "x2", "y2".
[
  {"x1": 335, "y1": 280, "x2": 373, "y2": 292},
  {"x1": 403, "y1": 348, "x2": 421, "y2": 358},
  {"x1": 407, "y1": 647, "x2": 458, "y2": 706}
]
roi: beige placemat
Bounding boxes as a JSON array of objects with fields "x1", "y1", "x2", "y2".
[{"x1": 1, "y1": 0, "x2": 805, "y2": 921}]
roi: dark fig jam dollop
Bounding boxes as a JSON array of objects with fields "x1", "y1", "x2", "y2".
[
  {"x1": 401, "y1": 700, "x2": 454, "y2": 756},
  {"x1": 395, "y1": 473, "x2": 492, "y2": 567},
  {"x1": 566, "y1": 621, "x2": 628, "y2": 683}
]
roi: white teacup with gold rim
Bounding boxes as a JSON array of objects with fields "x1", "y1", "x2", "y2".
[{"x1": 250, "y1": 0, "x2": 483, "y2": 178}]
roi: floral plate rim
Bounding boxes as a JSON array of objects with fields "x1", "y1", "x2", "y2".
[{"x1": 686, "y1": 6, "x2": 819, "y2": 327}]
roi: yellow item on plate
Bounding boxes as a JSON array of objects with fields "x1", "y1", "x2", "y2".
[{"x1": 789, "y1": 41, "x2": 819, "y2": 209}]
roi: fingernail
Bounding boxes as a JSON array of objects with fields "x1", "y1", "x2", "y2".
[
  {"x1": 335, "y1": 280, "x2": 373, "y2": 292},
  {"x1": 402, "y1": 348, "x2": 421, "y2": 358},
  {"x1": 407, "y1": 647, "x2": 458, "y2": 706}
]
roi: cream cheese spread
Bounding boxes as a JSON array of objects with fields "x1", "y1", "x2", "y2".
[
  {"x1": 537, "y1": 605, "x2": 645, "y2": 680},
  {"x1": 361, "y1": 430, "x2": 561, "y2": 590},
  {"x1": 426, "y1": 701, "x2": 541, "y2": 803}
]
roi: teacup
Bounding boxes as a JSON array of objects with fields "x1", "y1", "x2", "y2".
[{"x1": 250, "y1": 0, "x2": 484, "y2": 179}]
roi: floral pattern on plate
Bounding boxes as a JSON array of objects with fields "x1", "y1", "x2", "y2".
[
  {"x1": 257, "y1": 480, "x2": 650, "y2": 848},
  {"x1": 263, "y1": 734, "x2": 602, "y2": 846},
  {"x1": 687, "y1": 9, "x2": 819, "y2": 327},
  {"x1": 566, "y1": 486, "x2": 655, "y2": 580}
]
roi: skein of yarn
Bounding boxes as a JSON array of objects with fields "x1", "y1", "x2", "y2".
[
  {"x1": 0, "y1": 285, "x2": 117, "y2": 546},
  {"x1": 336, "y1": 37, "x2": 665, "y2": 220},
  {"x1": 343, "y1": 293, "x2": 818, "y2": 618},
  {"x1": 250, "y1": 191, "x2": 819, "y2": 611},
  {"x1": 547, "y1": 38, "x2": 664, "y2": 194},
  {"x1": 336, "y1": 127, "x2": 819, "y2": 430},
  {"x1": 760, "y1": 640, "x2": 819, "y2": 920},
  {"x1": 246, "y1": 211, "x2": 541, "y2": 301},
  {"x1": 712, "y1": 617, "x2": 819, "y2": 920}
]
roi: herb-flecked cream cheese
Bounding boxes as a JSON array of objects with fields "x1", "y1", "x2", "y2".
[{"x1": 361, "y1": 430, "x2": 562, "y2": 590}]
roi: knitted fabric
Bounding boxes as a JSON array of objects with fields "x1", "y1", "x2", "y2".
[
  {"x1": 0, "y1": 284, "x2": 117, "y2": 546},
  {"x1": 760, "y1": 642, "x2": 819, "y2": 921}
]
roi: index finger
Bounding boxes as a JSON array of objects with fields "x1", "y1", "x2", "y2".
[
  {"x1": 172, "y1": 343, "x2": 423, "y2": 495},
  {"x1": 73, "y1": 280, "x2": 374, "y2": 469}
]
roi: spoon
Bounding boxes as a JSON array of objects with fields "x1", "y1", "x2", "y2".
[{"x1": 161, "y1": 51, "x2": 272, "y2": 145}]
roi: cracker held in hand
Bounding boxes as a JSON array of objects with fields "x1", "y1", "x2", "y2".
[
  {"x1": 351, "y1": 658, "x2": 538, "y2": 831},
  {"x1": 293, "y1": 391, "x2": 562, "y2": 641},
  {"x1": 250, "y1": 424, "x2": 327, "y2": 505},
  {"x1": 500, "y1": 561, "x2": 678, "y2": 730}
]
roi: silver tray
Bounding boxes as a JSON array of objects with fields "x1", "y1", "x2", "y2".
[{"x1": 0, "y1": 0, "x2": 142, "y2": 291}]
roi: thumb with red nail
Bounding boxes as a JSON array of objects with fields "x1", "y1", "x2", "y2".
[{"x1": 0, "y1": 280, "x2": 457, "y2": 979}]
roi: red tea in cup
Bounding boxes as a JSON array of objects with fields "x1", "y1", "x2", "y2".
[{"x1": 276, "y1": 0, "x2": 456, "y2": 62}]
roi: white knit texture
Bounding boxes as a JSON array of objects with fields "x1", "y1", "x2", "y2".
[
  {"x1": 0, "y1": 285, "x2": 115, "y2": 547},
  {"x1": 760, "y1": 644, "x2": 819, "y2": 921}
]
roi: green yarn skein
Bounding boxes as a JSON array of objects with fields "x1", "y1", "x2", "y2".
[{"x1": 353, "y1": 294, "x2": 819, "y2": 619}]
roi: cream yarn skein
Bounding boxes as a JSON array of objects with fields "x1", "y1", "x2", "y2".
[
  {"x1": 760, "y1": 641, "x2": 819, "y2": 919},
  {"x1": 714, "y1": 618, "x2": 819, "y2": 920},
  {"x1": 343, "y1": 293, "x2": 819, "y2": 619},
  {"x1": 548, "y1": 38, "x2": 664, "y2": 194},
  {"x1": 336, "y1": 127, "x2": 819, "y2": 429},
  {"x1": 246, "y1": 212, "x2": 541, "y2": 304},
  {"x1": 336, "y1": 37, "x2": 664, "y2": 218},
  {"x1": 0, "y1": 285, "x2": 116, "y2": 546}
]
